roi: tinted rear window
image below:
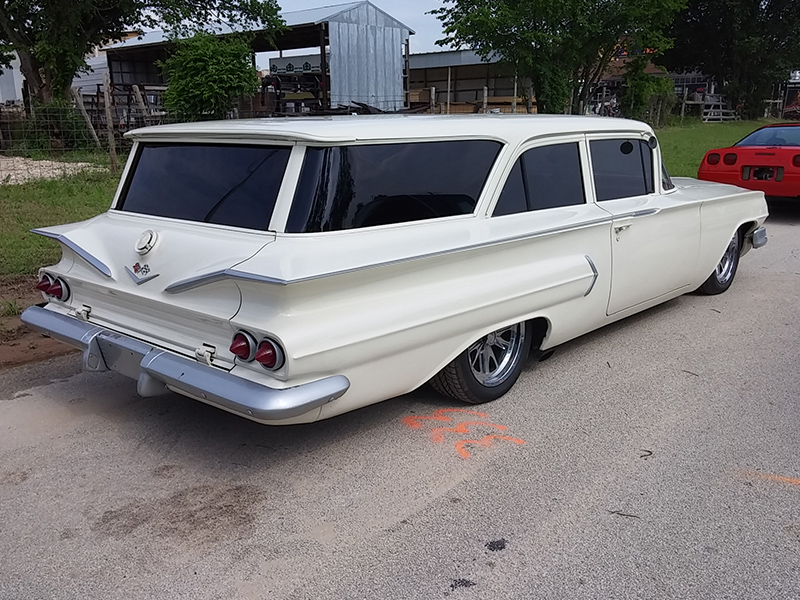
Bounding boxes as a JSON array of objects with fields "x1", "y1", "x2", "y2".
[
  {"x1": 286, "y1": 140, "x2": 502, "y2": 233},
  {"x1": 736, "y1": 126, "x2": 800, "y2": 147},
  {"x1": 118, "y1": 144, "x2": 291, "y2": 230}
]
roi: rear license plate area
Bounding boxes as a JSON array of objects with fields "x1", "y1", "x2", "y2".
[{"x1": 742, "y1": 166, "x2": 783, "y2": 182}]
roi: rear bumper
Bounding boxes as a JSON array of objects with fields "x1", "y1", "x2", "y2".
[
  {"x1": 751, "y1": 226, "x2": 768, "y2": 249},
  {"x1": 20, "y1": 306, "x2": 350, "y2": 423}
]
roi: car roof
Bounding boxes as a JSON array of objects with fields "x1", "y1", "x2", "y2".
[{"x1": 126, "y1": 114, "x2": 653, "y2": 144}]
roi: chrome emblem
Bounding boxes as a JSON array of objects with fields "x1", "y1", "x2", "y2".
[
  {"x1": 125, "y1": 261, "x2": 159, "y2": 285},
  {"x1": 135, "y1": 230, "x2": 158, "y2": 255}
]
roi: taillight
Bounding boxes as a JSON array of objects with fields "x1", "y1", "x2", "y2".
[
  {"x1": 793, "y1": 155, "x2": 800, "y2": 168},
  {"x1": 723, "y1": 153, "x2": 737, "y2": 165},
  {"x1": 36, "y1": 274, "x2": 69, "y2": 302},
  {"x1": 707, "y1": 153, "x2": 720, "y2": 165},
  {"x1": 255, "y1": 339, "x2": 284, "y2": 370},
  {"x1": 36, "y1": 274, "x2": 53, "y2": 293},
  {"x1": 229, "y1": 331, "x2": 257, "y2": 362}
]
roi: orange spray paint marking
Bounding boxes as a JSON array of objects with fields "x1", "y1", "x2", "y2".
[
  {"x1": 429, "y1": 421, "x2": 508, "y2": 443},
  {"x1": 454, "y1": 435, "x2": 526, "y2": 459},
  {"x1": 401, "y1": 409, "x2": 489, "y2": 430},
  {"x1": 401, "y1": 415, "x2": 451, "y2": 429},
  {"x1": 747, "y1": 471, "x2": 800, "y2": 487}
]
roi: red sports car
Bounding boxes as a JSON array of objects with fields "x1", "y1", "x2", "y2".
[{"x1": 698, "y1": 123, "x2": 800, "y2": 198}]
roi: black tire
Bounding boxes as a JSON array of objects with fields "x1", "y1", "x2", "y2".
[
  {"x1": 430, "y1": 321, "x2": 529, "y2": 404},
  {"x1": 697, "y1": 230, "x2": 742, "y2": 295}
]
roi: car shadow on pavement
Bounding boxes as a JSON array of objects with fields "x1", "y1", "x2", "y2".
[{"x1": 765, "y1": 197, "x2": 800, "y2": 224}]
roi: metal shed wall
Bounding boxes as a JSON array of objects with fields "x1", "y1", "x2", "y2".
[{"x1": 328, "y1": 3, "x2": 408, "y2": 111}]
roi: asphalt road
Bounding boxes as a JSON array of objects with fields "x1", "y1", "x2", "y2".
[{"x1": 2, "y1": 199, "x2": 799, "y2": 600}]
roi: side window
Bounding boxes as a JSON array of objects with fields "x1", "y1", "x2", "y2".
[
  {"x1": 286, "y1": 140, "x2": 502, "y2": 232},
  {"x1": 493, "y1": 142, "x2": 585, "y2": 216},
  {"x1": 590, "y1": 139, "x2": 654, "y2": 201}
]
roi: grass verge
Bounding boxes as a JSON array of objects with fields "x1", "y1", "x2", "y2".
[
  {"x1": 657, "y1": 118, "x2": 776, "y2": 177},
  {"x1": 0, "y1": 169, "x2": 120, "y2": 276}
]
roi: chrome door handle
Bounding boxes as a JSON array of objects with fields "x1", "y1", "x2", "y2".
[{"x1": 614, "y1": 224, "x2": 631, "y2": 233}]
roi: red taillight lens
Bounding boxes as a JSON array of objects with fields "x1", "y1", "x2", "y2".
[
  {"x1": 793, "y1": 155, "x2": 800, "y2": 168},
  {"x1": 46, "y1": 277, "x2": 69, "y2": 301},
  {"x1": 36, "y1": 275, "x2": 53, "y2": 293},
  {"x1": 723, "y1": 153, "x2": 737, "y2": 165},
  {"x1": 255, "y1": 339, "x2": 284, "y2": 370},
  {"x1": 707, "y1": 153, "x2": 720, "y2": 165},
  {"x1": 229, "y1": 331, "x2": 256, "y2": 361}
]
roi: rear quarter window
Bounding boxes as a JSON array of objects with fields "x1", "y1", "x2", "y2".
[
  {"x1": 118, "y1": 143, "x2": 291, "y2": 230},
  {"x1": 286, "y1": 140, "x2": 502, "y2": 232}
]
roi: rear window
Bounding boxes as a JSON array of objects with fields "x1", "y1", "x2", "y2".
[
  {"x1": 118, "y1": 143, "x2": 291, "y2": 230},
  {"x1": 286, "y1": 140, "x2": 502, "y2": 233},
  {"x1": 736, "y1": 126, "x2": 800, "y2": 147}
]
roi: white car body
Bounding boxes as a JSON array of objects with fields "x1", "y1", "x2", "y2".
[{"x1": 22, "y1": 115, "x2": 768, "y2": 425}]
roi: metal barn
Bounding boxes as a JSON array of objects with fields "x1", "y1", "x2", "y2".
[{"x1": 102, "y1": 1, "x2": 414, "y2": 112}]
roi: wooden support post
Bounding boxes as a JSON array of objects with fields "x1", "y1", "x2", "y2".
[
  {"x1": 681, "y1": 87, "x2": 688, "y2": 122},
  {"x1": 71, "y1": 88, "x2": 102, "y2": 150},
  {"x1": 132, "y1": 84, "x2": 149, "y2": 125},
  {"x1": 430, "y1": 86, "x2": 436, "y2": 114},
  {"x1": 447, "y1": 67, "x2": 451, "y2": 114},
  {"x1": 483, "y1": 86, "x2": 488, "y2": 113},
  {"x1": 512, "y1": 74, "x2": 518, "y2": 114},
  {"x1": 103, "y1": 73, "x2": 118, "y2": 174}
]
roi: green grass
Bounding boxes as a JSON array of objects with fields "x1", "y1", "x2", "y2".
[
  {"x1": 0, "y1": 169, "x2": 120, "y2": 275},
  {"x1": 657, "y1": 118, "x2": 777, "y2": 177}
]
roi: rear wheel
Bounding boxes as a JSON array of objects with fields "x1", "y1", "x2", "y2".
[
  {"x1": 698, "y1": 230, "x2": 741, "y2": 295},
  {"x1": 430, "y1": 321, "x2": 529, "y2": 404}
]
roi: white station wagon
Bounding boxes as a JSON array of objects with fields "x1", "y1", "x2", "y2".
[{"x1": 22, "y1": 115, "x2": 768, "y2": 425}]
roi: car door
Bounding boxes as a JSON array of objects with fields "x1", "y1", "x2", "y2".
[{"x1": 588, "y1": 136, "x2": 700, "y2": 315}]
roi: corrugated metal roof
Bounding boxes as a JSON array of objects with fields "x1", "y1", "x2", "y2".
[{"x1": 107, "y1": 1, "x2": 412, "y2": 51}]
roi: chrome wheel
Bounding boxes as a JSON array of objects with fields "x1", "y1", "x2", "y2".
[
  {"x1": 467, "y1": 323, "x2": 526, "y2": 387},
  {"x1": 714, "y1": 232, "x2": 740, "y2": 285}
]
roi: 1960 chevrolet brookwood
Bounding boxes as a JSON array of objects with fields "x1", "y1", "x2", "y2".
[{"x1": 21, "y1": 115, "x2": 768, "y2": 425}]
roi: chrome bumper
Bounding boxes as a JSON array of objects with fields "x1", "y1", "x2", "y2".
[
  {"x1": 751, "y1": 226, "x2": 768, "y2": 249},
  {"x1": 20, "y1": 306, "x2": 350, "y2": 422}
]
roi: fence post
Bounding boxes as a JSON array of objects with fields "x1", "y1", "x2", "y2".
[
  {"x1": 71, "y1": 88, "x2": 102, "y2": 150},
  {"x1": 103, "y1": 73, "x2": 118, "y2": 174}
]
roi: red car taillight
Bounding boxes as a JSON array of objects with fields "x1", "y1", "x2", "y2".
[
  {"x1": 723, "y1": 153, "x2": 737, "y2": 165},
  {"x1": 229, "y1": 331, "x2": 257, "y2": 362},
  {"x1": 255, "y1": 339, "x2": 284, "y2": 370},
  {"x1": 707, "y1": 153, "x2": 721, "y2": 165},
  {"x1": 793, "y1": 155, "x2": 800, "y2": 168},
  {"x1": 35, "y1": 274, "x2": 54, "y2": 293},
  {"x1": 36, "y1": 274, "x2": 69, "y2": 302},
  {"x1": 229, "y1": 331, "x2": 284, "y2": 370}
]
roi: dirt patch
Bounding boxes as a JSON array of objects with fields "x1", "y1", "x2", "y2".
[
  {"x1": 0, "y1": 275, "x2": 77, "y2": 369},
  {"x1": 0, "y1": 156, "x2": 100, "y2": 185}
]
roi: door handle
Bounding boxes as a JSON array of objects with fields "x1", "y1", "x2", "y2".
[{"x1": 614, "y1": 223, "x2": 631, "y2": 233}]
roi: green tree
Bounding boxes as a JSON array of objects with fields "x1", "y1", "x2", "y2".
[
  {"x1": 432, "y1": 0, "x2": 685, "y2": 114},
  {"x1": 663, "y1": 0, "x2": 800, "y2": 119},
  {"x1": 0, "y1": 0, "x2": 282, "y2": 104},
  {"x1": 160, "y1": 32, "x2": 258, "y2": 120}
]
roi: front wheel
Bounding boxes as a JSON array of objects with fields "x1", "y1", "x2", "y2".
[
  {"x1": 697, "y1": 230, "x2": 741, "y2": 295},
  {"x1": 430, "y1": 321, "x2": 529, "y2": 404}
]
